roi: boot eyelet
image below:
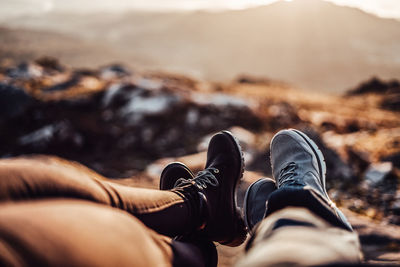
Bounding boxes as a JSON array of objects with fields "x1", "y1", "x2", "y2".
[{"x1": 214, "y1": 169, "x2": 219, "y2": 174}]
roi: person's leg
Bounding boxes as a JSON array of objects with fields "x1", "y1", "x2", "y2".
[
  {"x1": 0, "y1": 156, "x2": 197, "y2": 237},
  {"x1": 0, "y1": 199, "x2": 216, "y2": 267},
  {"x1": 240, "y1": 129, "x2": 363, "y2": 266},
  {"x1": 237, "y1": 207, "x2": 361, "y2": 266},
  {"x1": 0, "y1": 131, "x2": 247, "y2": 246}
]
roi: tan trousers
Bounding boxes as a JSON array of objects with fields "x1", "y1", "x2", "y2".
[
  {"x1": 237, "y1": 208, "x2": 362, "y2": 266},
  {"x1": 0, "y1": 199, "x2": 173, "y2": 267},
  {"x1": 0, "y1": 156, "x2": 209, "y2": 267},
  {"x1": 0, "y1": 156, "x2": 362, "y2": 266}
]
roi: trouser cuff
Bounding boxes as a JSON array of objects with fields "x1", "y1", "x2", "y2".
[
  {"x1": 172, "y1": 184, "x2": 207, "y2": 233},
  {"x1": 264, "y1": 187, "x2": 352, "y2": 231}
]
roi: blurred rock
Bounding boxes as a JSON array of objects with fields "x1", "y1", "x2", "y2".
[
  {"x1": 108, "y1": 84, "x2": 181, "y2": 126},
  {"x1": 298, "y1": 110, "x2": 377, "y2": 134},
  {"x1": 44, "y1": 74, "x2": 81, "y2": 92},
  {"x1": 359, "y1": 161, "x2": 399, "y2": 223},
  {"x1": 35, "y1": 57, "x2": 65, "y2": 73},
  {"x1": 100, "y1": 64, "x2": 131, "y2": 80},
  {"x1": 235, "y1": 74, "x2": 271, "y2": 85},
  {"x1": 191, "y1": 92, "x2": 253, "y2": 109},
  {"x1": 17, "y1": 121, "x2": 83, "y2": 151},
  {"x1": 6, "y1": 62, "x2": 43, "y2": 79},
  {"x1": 144, "y1": 72, "x2": 198, "y2": 90},
  {"x1": 263, "y1": 102, "x2": 300, "y2": 131},
  {"x1": 381, "y1": 93, "x2": 400, "y2": 111},
  {"x1": 346, "y1": 147, "x2": 371, "y2": 177},
  {"x1": 347, "y1": 77, "x2": 400, "y2": 95},
  {"x1": 18, "y1": 124, "x2": 58, "y2": 148},
  {"x1": 0, "y1": 58, "x2": 264, "y2": 176},
  {"x1": 364, "y1": 162, "x2": 394, "y2": 186},
  {"x1": 0, "y1": 83, "x2": 34, "y2": 121},
  {"x1": 391, "y1": 190, "x2": 400, "y2": 216},
  {"x1": 346, "y1": 77, "x2": 400, "y2": 112},
  {"x1": 97, "y1": 80, "x2": 263, "y2": 163},
  {"x1": 381, "y1": 152, "x2": 400, "y2": 169}
]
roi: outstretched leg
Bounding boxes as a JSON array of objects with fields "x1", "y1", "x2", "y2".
[
  {"x1": 0, "y1": 199, "x2": 216, "y2": 267},
  {"x1": 0, "y1": 155, "x2": 196, "y2": 237},
  {"x1": 240, "y1": 129, "x2": 362, "y2": 266},
  {"x1": 0, "y1": 131, "x2": 247, "y2": 246},
  {"x1": 238, "y1": 207, "x2": 361, "y2": 266}
]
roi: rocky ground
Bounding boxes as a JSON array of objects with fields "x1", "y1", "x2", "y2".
[{"x1": 0, "y1": 57, "x2": 399, "y2": 265}]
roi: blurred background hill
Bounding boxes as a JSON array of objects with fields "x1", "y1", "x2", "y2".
[{"x1": 1, "y1": 0, "x2": 400, "y2": 92}]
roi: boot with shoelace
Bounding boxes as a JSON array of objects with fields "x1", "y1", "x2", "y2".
[
  {"x1": 268, "y1": 129, "x2": 353, "y2": 231},
  {"x1": 168, "y1": 131, "x2": 247, "y2": 247}
]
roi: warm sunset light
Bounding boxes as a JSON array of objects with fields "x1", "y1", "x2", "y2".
[
  {"x1": 1, "y1": 0, "x2": 400, "y2": 19},
  {"x1": 1, "y1": 0, "x2": 399, "y2": 265}
]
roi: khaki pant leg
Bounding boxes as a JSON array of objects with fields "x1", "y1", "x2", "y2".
[
  {"x1": 0, "y1": 156, "x2": 193, "y2": 237},
  {"x1": 237, "y1": 208, "x2": 362, "y2": 267},
  {"x1": 0, "y1": 200, "x2": 173, "y2": 267}
]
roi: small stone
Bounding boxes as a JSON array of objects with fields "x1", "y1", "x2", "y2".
[
  {"x1": 364, "y1": 162, "x2": 394, "y2": 186},
  {"x1": 392, "y1": 200, "x2": 400, "y2": 215},
  {"x1": 0, "y1": 83, "x2": 33, "y2": 120},
  {"x1": 100, "y1": 64, "x2": 130, "y2": 80}
]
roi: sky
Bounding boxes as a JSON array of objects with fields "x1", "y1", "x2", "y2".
[{"x1": 1, "y1": 0, "x2": 400, "y2": 20}]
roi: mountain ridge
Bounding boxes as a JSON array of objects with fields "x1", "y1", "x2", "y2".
[{"x1": 1, "y1": 0, "x2": 400, "y2": 92}]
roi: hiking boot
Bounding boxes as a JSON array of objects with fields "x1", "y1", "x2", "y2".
[
  {"x1": 270, "y1": 129, "x2": 352, "y2": 230},
  {"x1": 174, "y1": 131, "x2": 247, "y2": 246},
  {"x1": 160, "y1": 162, "x2": 194, "y2": 190},
  {"x1": 243, "y1": 178, "x2": 277, "y2": 234}
]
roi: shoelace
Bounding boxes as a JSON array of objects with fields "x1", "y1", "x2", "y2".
[
  {"x1": 174, "y1": 167, "x2": 220, "y2": 190},
  {"x1": 278, "y1": 162, "x2": 304, "y2": 187}
]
